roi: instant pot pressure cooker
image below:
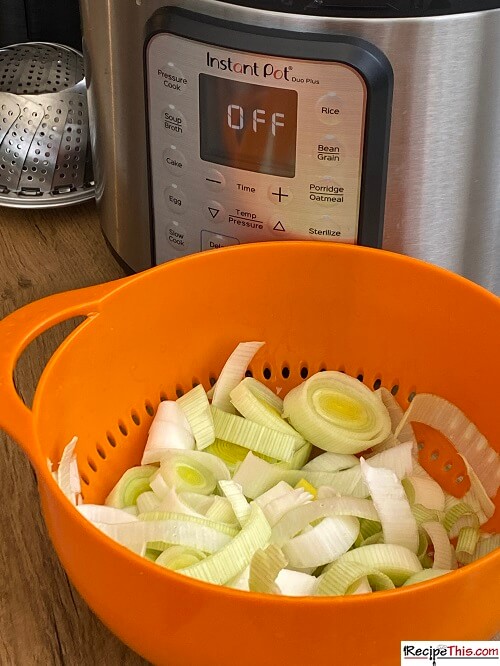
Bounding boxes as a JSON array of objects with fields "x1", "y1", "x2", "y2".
[{"x1": 80, "y1": 1, "x2": 500, "y2": 292}]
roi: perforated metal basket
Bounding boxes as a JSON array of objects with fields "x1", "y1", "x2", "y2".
[{"x1": 0, "y1": 42, "x2": 94, "y2": 208}]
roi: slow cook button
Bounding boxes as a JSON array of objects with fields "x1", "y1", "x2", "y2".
[
  {"x1": 165, "y1": 184, "x2": 187, "y2": 213},
  {"x1": 157, "y1": 63, "x2": 189, "y2": 93},
  {"x1": 162, "y1": 104, "x2": 187, "y2": 135},
  {"x1": 166, "y1": 220, "x2": 188, "y2": 251},
  {"x1": 163, "y1": 145, "x2": 187, "y2": 174},
  {"x1": 201, "y1": 230, "x2": 240, "y2": 251},
  {"x1": 316, "y1": 93, "x2": 343, "y2": 126},
  {"x1": 309, "y1": 177, "x2": 345, "y2": 206}
]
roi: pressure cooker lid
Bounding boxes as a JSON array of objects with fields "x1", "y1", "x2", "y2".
[{"x1": 224, "y1": 0, "x2": 499, "y2": 17}]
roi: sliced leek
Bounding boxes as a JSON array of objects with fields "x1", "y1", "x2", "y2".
[
  {"x1": 232, "y1": 452, "x2": 302, "y2": 499},
  {"x1": 211, "y1": 341, "x2": 264, "y2": 414},
  {"x1": 177, "y1": 384, "x2": 215, "y2": 450},
  {"x1": 302, "y1": 452, "x2": 359, "y2": 473},
  {"x1": 281, "y1": 516, "x2": 359, "y2": 568},
  {"x1": 315, "y1": 560, "x2": 395, "y2": 596},
  {"x1": 402, "y1": 476, "x2": 445, "y2": 512},
  {"x1": 218, "y1": 480, "x2": 251, "y2": 527},
  {"x1": 334, "y1": 544, "x2": 422, "y2": 585},
  {"x1": 421, "y1": 521, "x2": 454, "y2": 570},
  {"x1": 249, "y1": 544, "x2": 288, "y2": 594},
  {"x1": 56, "y1": 436, "x2": 81, "y2": 505},
  {"x1": 156, "y1": 545, "x2": 206, "y2": 571},
  {"x1": 105, "y1": 465, "x2": 157, "y2": 508},
  {"x1": 142, "y1": 401, "x2": 195, "y2": 464},
  {"x1": 159, "y1": 449, "x2": 230, "y2": 495},
  {"x1": 282, "y1": 371, "x2": 391, "y2": 454}
]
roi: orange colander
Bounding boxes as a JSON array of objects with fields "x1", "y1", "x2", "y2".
[{"x1": 0, "y1": 241, "x2": 498, "y2": 666}]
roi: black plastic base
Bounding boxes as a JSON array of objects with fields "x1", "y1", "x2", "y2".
[{"x1": 219, "y1": 0, "x2": 499, "y2": 18}]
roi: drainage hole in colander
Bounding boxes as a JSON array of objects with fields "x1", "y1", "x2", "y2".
[
  {"x1": 455, "y1": 475, "x2": 464, "y2": 484},
  {"x1": 300, "y1": 365, "x2": 309, "y2": 379},
  {"x1": 417, "y1": 441, "x2": 425, "y2": 451},
  {"x1": 373, "y1": 378, "x2": 382, "y2": 390},
  {"x1": 106, "y1": 432, "x2": 117, "y2": 448},
  {"x1": 96, "y1": 444, "x2": 107, "y2": 460},
  {"x1": 391, "y1": 384, "x2": 400, "y2": 396},
  {"x1": 131, "y1": 410, "x2": 141, "y2": 426},
  {"x1": 430, "y1": 450, "x2": 440, "y2": 460},
  {"x1": 244, "y1": 369, "x2": 253, "y2": 378},
  {"x1": 81, "y1": 473, "x2": 90, "y2": 486},
  {"x1": 408, "y1": 391, "x2": 417, "y2": 403},
  {"x1": 262, "y1": 366, "x2": 272, "y2": 380},
  {"x1": 209, "y1": 375, "x2": 217, "y2": 387},
  {"x1": 357, "y1": 373, "x2": 364, "y2": 383},
  {"x1": 443, "y1": 461, "x2": 453, "y2": 472},
  {"x1": 87, "y1": 456, "x2": 97, "y2": 472},
  {"x1": 118, "y1": 420, "x2": 128, "y2": 437},
  {"x1": 319, "y1": 364, "x2": 327, "y2": 372},
  {"x1": 175, "y1": 386, "x2": 184, "y2": 398},
  {"x1": 281, "y1": 365, "x2": 290, "y2": 379},
  {"x1": 159, "y1": 391, "x2": 168, "y2": 402},
  {"x1": 145, "y1": 400, "x2": 154, "y2": 416}
]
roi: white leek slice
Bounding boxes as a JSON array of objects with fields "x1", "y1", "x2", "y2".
[
  {"x1": 272, "y1": 497, "x2": 379, "y2": 546},
  {"x1": 178, "y1": 491, "x2": 217, "y2": 515},
  {"x1": 96, "y1": 516, "x2": 232, "y2": 554},
  {"x1": 212, "y1": 406, "x2": 303, "y2": 462},
  {"x1": 281, "y1": 516, "x2": 359, "y2": 568},
  {"x1": 302, "y1": 466, "x2": 368, "y2": 499},
  {"x1": 179, "y1": 504, "x2": 271, "y2": 585},
  {"x1": 177, "y1": 384, "x2": 215, "y2": 450},
  {"x1": 205, "y1": 497, "x2": 238, "y2": 526},
  {"x1": 361, "y1": 532, "x2": 384, "y2": 546},
  {"x1": 230, "y1": 378, "x2": 301, "y2": 438},
  {"x1": 360, "y1": 458, "x2": 418, "y2": 553},
  {"x1": 460, "y1": 457, "x2": 495, "y2": 524},
  {"x1": 402, "y1": 476, "x2": 446, "y2": 512},
  {"x1": 232, "y1": 453, "x2": 302, "y2": 499},
  {"x1": 211, "y1": 342, "x2": 265, "y2": 414},
  {"x1": 274, "y1": 569, "x2": 317, "y2": 596},
  {"x1": 121, "y1": 505, "x2": 139, "y2": 516},
  {"x1": 365, "y1": 442, "x2": 413, "y2": 480},
  {"x1": 159, "y1": 450, "x2": 230, "y2": 495},
  {"x1": 261, "y1": 488, "x2": 313, "y2": 527},
  {"x1": 443, "y1": 501, "x2": 478, "y2": 536},
  {"x1": 281, "y1": 442, "x2": 312, "y2": 470},
  {"x1": 302, "y1": 452, "x2": 359, "y2": 473},
  {"x1": 334, "y1": 544, "x2": 422, "y2": 585},
  {"x1": 249, "y1": 544, "x2": 288, "y2": 594},
  {"x1": 218, "y1": 480, "x2": 251, "y2": 527},
  {"x1": 139, "y1": 511, "x2": 239, "y2": 537},
  {"x1": 421, "y1": 521, "x2": 454, "y2": 570},
  {"x1": 403, "y1": 569, "x2": 452, "y2": 586},
  {"x1": 254, "y1": 481, "x2": 295, "y2": 509},
  {"x1": 156, "y1": 545, "x2": 206, "y2": 570},
  {"x1": 282, "y1": 371, "x2": 391, "y2": 454},
  {"x1": 395, "y1": 393, "x2": 500, "y2": 498},
  {"x1": 142, "y1": 401, "x2": 195, "y2": 464},
  {"x1": 351, "y1": 577, "x2": 373, "y2": 594},
  {"x1": 456, "y1": 526, "x2": 480, "y2": 563},
  {"x1": 57, "y1": 436, "x2": 81, "y2": 505},
  {"x1": 226, "y1": 565, "x2": 250, "y2": 591},
  {"x1": 136, "y1": 491, "x2": 161, "y2": 514},
  {"x1": 155, "y1": 487, "x2": 206, "y2": 518},
  {"x1": 375, "y1": 387, "x2": 417, "y2": 453},
  {"x1": 77, "y1": 504, "x2": 139, "y2": 524},
  {"x1": 105, "y1": 465, "x2": 157, "y2": 508},
  {"x1": 466, "y1": 533, "x2": 500, "y2": 563},
  {"x1": 315, "y1": 560, "x2": 395, "y2": 596}
]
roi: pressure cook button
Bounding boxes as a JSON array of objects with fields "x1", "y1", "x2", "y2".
[
  {"x1": 163, "y1": 145, "x2": 187, "y2": 174},
  {"x1": 201, "y1": 230, "x2": 239, "y2": 251},
  {"x1": 205, "y1": 169, "x2": 226, "y2": 192},
  {"x1": 166, "y1": 220, "x2": 188, "y2": 251},
  {"x1": 157, "y1": 62, "x2": 189, "y2": 93},
  {"x1": 317, "y1": 136, "x2": 344, "y2": 164},
  {"x1": 165, "y1": 184, "x2": 187, "y2": 214},
  {"x1": 162, "y1": 104, "x2": 187, "y2": 136},
  {"x1": 309, "y1": 177, "x2": 345, "y2": 206},
  {"x1": 316, "y1": 94, "x2": 343, "y2": 126}
]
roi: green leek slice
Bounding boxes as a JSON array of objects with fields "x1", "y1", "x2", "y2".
[
  {"x1": 282, "y1": 371, "x2": 391, "y2": 454},
  {"x1": 218, "y1": 480, "x2": 251, "y2": 527},
  {"x1": 212, "y1": 405, "x2": 304, "y2": 462},
  {"x1": 249, "y1": 544, "x2": 288, "y2": 594},
  {"x1": 211, "y1": 342, "x2": 264, "y2": 414},
  {"x1": 421, "y1": 521, "x2": 454, "y2": 570},
  {"x1": 156, "y1": 545, "x2": 207, "y2": 571},
  {"x1": 179, "y1": 504, "x2": 271, "y2": 585},
  {"x1": 177, "y1": 384, "x2": 215, "y2": 450},
  {"x1": 315, "y1": 560, "x2": 395, "y2": 596},
  {"x1": 360, "y1": 458, "x2": 418, "y2": 553},
  {"x1": 402, "y1": 476, "x2": 445, "y2": 512},
  {"x1": 334, "y1": 544, "x2": 422, "y2": 585},
  {"x1": 456, "y1": 526, "x2": 480, "y2": 564},
  {"x1": 105, "y1": 465, "x2": 157, "y2": 508},
  {"x1": 402, "y1": 569, "x2": 452, "y2": 586},
  {"x1": 302, "y1": 452, "x2": 359, "y2": 473},
  {"x1": 136, "y1": 491, "x2": 161, "y2": 514},
  {"x1": 301, "y1": 466, "x2": 368, "y2": 498},
  {"x1": 159, "y1": 450, "x2": 230, "y2": 495},
  {"x1": 232, "y1": 453, "x2": 302, "y2": 499},
  {"x1": 205, "y1": 497, "x2": 238, "y2": 526},
  {"x1": 281, "y1": 516, "x2": 359, "y2": 568}
]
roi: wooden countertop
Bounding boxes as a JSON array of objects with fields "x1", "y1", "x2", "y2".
[{"x1": 0, "y1": 202, "x2": 148, "y2": 665}]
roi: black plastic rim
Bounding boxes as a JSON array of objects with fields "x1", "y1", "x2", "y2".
[{"x1": 217, "y1": 0, "x2": 499, "y2": 18}]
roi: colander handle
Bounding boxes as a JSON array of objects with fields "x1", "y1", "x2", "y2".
[{"x1": 0, "y1": 279, "x2": 128, "y2": 466}]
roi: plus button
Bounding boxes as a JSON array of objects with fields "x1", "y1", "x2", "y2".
[{"x1": 271, "y1": 187, "x2": 289, "y2": 203}]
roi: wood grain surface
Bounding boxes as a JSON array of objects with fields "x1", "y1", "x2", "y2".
[{"x1": 0, "y1": 202, "x2": 149, "y2": 665}]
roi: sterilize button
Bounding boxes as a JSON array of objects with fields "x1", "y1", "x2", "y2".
[
  {"x1": 201, "y1": 231, "x2": 239, "y2": 251},
  {"x1": 165, "y1": 184, "x2": 187, "y2": 213},
  {"x1": 163, "y1": 145, "x2": 187, "y2": 174},
  {"x1": 205, "y1": 169, "x2": 226, "y2": 192},
  {"x1": 316, "y1": 93, "x2": 343, "y2": 126},
  {"x1": 162, "y1": 104, "x2": 187, "y2": 136},
  {"x1": 166, "y1": 220, "x2": 188, "y2": 251}
]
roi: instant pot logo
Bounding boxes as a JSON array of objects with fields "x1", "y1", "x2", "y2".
[{"x1": 206, "y1": 52, "x2": 291, "y2": 81}]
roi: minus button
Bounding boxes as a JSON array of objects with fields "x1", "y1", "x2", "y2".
[{"x1": 205, "y1": 169, "x2": 225, "y2": 192}]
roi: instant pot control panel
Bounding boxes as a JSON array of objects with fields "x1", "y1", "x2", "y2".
[{"x1": 145, "y1": 9, "x2": 393, "y2": 264}]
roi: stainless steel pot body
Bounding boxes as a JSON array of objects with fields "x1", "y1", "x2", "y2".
[{"x1": 80, "y1": 1, "x2": 499, "y2": 292}]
